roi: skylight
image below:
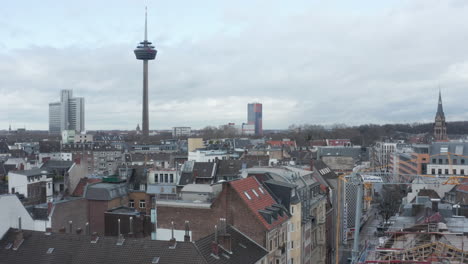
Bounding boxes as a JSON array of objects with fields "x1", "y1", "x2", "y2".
[
  {"x1": 252, "y1": 189, "x2": 259, "y2": 197},
  {"x1": 152, "y1": 257, "x2": 160, "y2": 264},
  {"x1": 46, "y1": 248, "x2": 54, "y2": 254},
  {"x1": 244, "y1": 191, "x2": 252, "y2": 200},
  {"x1": 258, "y1": 187, "x2": 265, "y2": 194}
]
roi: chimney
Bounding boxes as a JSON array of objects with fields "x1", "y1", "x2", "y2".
[
  {"x1": 310, "y1": 159, "x2": 315, "y2": 171},
  {"x1": 76, "y1": 228, "x2": 82, "y2": 235},
  {"x1": 47, "y1": 202, "x2": 53, "y2": 215},
  {"x1": 184, "y1": 221, "x2": 190, "y2": 242},
  {"x1": 59, "y1": 227, "x2": 66, "y2": 233},
  {"x1": 85, "y1": 222, "x2": 89, "y2": 235},
  {"x1": 129, "y1": 217, "x2": 134, "y2": 236},
  {"x1": 211, "y1": 225, "x2": 219, "y2": 257},
  {"x1": 68, "y1": 221, "x2": 73, "y2": 234},
  {"x1": 218, "y1": 218, "x2": 231, "y2": 252},
  {"x1": 169, "y1": 221, "x2": 176, "y2": 248},
  {"x1": 13, "y1": 217, "x2": 24, "y2": 250},
  {"x1": 91, "y1": 232, "x2": 99, "y2": 243},
  {"x1": 116, "y1": 219, "x2": 125, "y2": 245}
]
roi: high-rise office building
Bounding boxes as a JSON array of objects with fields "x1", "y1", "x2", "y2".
[
  {"x1": 48, "y1": 89, "x2": 85, "y2": 134},
  {"x1": 247, "y1": 102, "x2": 262, "y2": 136},
  {"x1": 134, "y1": 7, "x2": 157, "y2": 137}
]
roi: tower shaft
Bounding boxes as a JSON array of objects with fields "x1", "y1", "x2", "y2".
[{"x1": 142, "y1": 60, "x2": 149, "y2": 137}]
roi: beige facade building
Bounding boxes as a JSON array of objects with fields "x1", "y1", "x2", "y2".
[{"x1": 188, "y1": 137, "x2": 204, "y2": 152}]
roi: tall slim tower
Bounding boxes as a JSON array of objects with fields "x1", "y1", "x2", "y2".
[
  {"x1": 134, "y1": 7, "x2": 157, "y2": 137},
  {"x1": 434, "y1": 90, "x2": 448, "y2": 141}
]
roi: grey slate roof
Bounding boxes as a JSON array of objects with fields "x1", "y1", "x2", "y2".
[
  {"x1": 9, "y1": 168, "x2": 48, "y2": 177},
  {"x1": 193, "y1": 162, "x2": 215, "y2": 178},
  {"x1": 0, "y1": 229, "x2": 206, "y2": 264},
  {"x1": 195, "y1": 225, "x2": 268, "y2": 264},
  {"x1": 85, "y1": 183, "x2": 128, "y2": 201},
  {"x1": 41, "y1": 160, "x2": 74, "y2": 170}
]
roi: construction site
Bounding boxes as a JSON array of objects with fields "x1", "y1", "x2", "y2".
[{"x1": 339, "y1": 150, "x2": 468, "y2": 264}]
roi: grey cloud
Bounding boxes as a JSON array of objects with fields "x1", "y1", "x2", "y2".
[{"x1": 2, "y1": 0, "x2": 468, "y2": 130}]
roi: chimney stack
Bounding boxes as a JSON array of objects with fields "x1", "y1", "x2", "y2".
[
  {"x1": 184, "y1": 221, "x2": 190, "y2": 242},
  {"x1": 129, "y1": 217, "x2": 134, "y2": 236},
  {"x1": 169, "y1": 221, "x2": 176, "y2": 248},
  {"x1": 116, "y1": 219, "x2": 125, "y2": 245},
  {"x1": 217, "y1": 218, "x2": 231, "y2": 252},
  {"x1": 68, "y1": 221, "x2": 73, "y2": 234},
  {"x1": 13, "y1": 217, "x2": 24, "y2": 250},
  {"x1": 85, "y1": 222, "x2": 89, "y2": 235},
  {"x1": 211, "y1": 225, "x2": 219, "y2": 257},
  {"x1": 76, "y1": 228, "x2": 82, "y2": 235}
]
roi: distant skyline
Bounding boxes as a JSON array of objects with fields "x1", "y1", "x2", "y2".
[{"x1": 2, "y1": 0, "x2": 468, "y2": 130}]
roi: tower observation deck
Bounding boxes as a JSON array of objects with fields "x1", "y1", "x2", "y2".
[{"x1": 134, "y1": 7, "x2": 157, "y2": 137}]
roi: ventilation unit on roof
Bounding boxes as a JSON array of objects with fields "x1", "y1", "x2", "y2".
[{"x1": 152, "y1": 257, "x2": 160, "y2": 264}]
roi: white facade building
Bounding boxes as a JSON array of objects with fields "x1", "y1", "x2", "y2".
[
  {"x1": 49, "y1": 89, "x2": 85, "y2": 134},
  {"x1": 8, "y1": 169, "x2": 53, "y2": 201},
  {"x1": 148, "y1": 168, "x2": 179, "y2": 185},
  {"x1": 0, "y1": 195, "x2": 51, "y2": 238},
  {"x1": 38, "y1": 152, "x2": 73, "y2": 162},
  {"x1": 74, "y1": 133, "x2": 93, "y2": 143},
  {"x1": 172, "y1": 127, "x2": 191, "y2": 137},
  {"x1": 188, "y1": 149, "x2": 237, "y2": 162}
]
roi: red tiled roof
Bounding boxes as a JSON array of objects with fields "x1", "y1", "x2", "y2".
[
  {"x1": 72, "y1": 177, "x2": 101, "y2": 197},
  {"x1": 456, "y1": 179, "x2": 468, "y2": 192},
  {"x1": 266, "y1": 140, "x2": 296, "y2": 147},
  {"x1": 229, "y1": 177, "x2": 288, "y2": 230}
]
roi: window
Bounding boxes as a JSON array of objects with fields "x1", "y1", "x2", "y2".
[
  {"x1": 252, "y1": 189, "x2": 259, "y2": 197},
  {"x1": 462, "y1": 169, "x2": 465, "y2": 175},
  {"x1": 164, "y1": 174, "x2": 169, "y2": 183},
  {"x1": 270, "y1": 240, "x2": 273, "y2": 251},
  {"x1": 453, "y1": 169, "x2": 457, "y2": 175},
  {"x1": 432, "y1": 159, "x2": 436, "y2": 163},
  {"x1": 454, "y1": 159, "x2": 458, "y2": 165},
  {"x1": 139, "y1": 200, "x2": 146, "y2": 208},
  {"x1": 431, "y1": 169, "x2": 436, "y2": 175},
  {"x1": 282, "y1": 232, "x2": 285, "y2": 243},
  {"x1": 154, "y1": 174, "x2": 158, "y2": 182},
  {"x1": 445, "y1": 169, "x2": 449, "y2": 175},
  {"x1": 462, "y1": 159, "x2": 466, "y2": 165},
  {"x1": 291, "y1": 205, "x2": 294, "y2": 215},
  {"x1": 438, "y1": 169, "x2": 442, "y2": 175},
  {"x1": 129, "y1": 200, "x2": 134, "y2": 208},
  {"x1": 446, "y1": 159, "x2": 449, "y2": 164},
  {"x1": 439, "y1": 159, "x2": 443, "y2": 164},
  {"x1": 289, "y1": 223, "x2": 294, "y2": 232},
  {"x1": 160, "y1": 174, "x2": 164, "y2": 183},
  {"x1": 140, "y1": 184, "x2": 146, "y2": 191},
  {"x1": 290, "y1": 240, "x2": 294, "y2": 249},
  {"x1": 170, "y1": 174, "x2": 174, "y2": 183},
  {"x1": 244, "y1": 191, "x2": 252, "y2": 200}
]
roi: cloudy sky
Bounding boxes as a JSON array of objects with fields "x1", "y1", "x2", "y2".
[{"x1": 2, "y1": 0, "x2": 468, "y2": 130}]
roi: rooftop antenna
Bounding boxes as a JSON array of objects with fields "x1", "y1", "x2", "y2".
[{"x1": 144, "y1": 6, "x2": 148, "y2": 41}]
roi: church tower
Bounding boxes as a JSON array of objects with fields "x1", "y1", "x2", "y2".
[{"x1": 434, "y1": 90, "x2": 448, "y2": 141}]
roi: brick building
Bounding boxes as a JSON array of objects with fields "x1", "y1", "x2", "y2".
[{"x1": 154, "y1": 177, "x2": 289, "y2": 264}]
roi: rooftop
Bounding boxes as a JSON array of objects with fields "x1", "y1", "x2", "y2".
[{"x1": 0, "y1": 228, "x2": 206, "y2": 264}]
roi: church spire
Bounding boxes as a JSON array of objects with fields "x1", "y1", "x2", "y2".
[
  {"x1": 434, "y1": 90, "x2": 447, "y2": 141},
  {"x1": 436, "y1": 89, "x2": 445, "y2": 118}
]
